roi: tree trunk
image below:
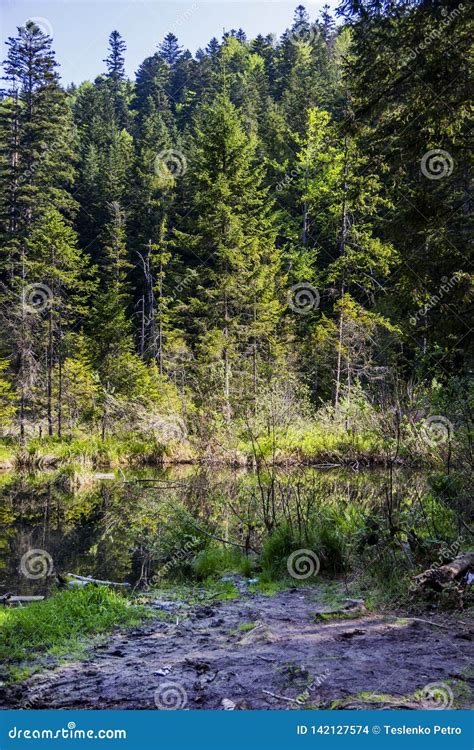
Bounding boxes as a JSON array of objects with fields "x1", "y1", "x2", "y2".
[
  {"x1": 334, "y1": 301, "x2": 344, "y2": 411},
  {"x1": 57, "y1": 315, "x2": 63, "y2": 438},
  {"x1": 158, "y1": 253, "x2": 163, "y2": 375},
  {"x1": 47, "y1": 309, "x2": 53, "y2": 437},
  {"x1": 414, "y1": 552, "x2": 474, "y2": 591},
  {"x1": 334, "y1": 132, "x2": 349, "y2": 411},
  {"x1": 223, "y1": 291, "x2": 231, "y2": 423}
]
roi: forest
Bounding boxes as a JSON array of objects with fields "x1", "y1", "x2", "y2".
[
  {"x1": 0, "y1": 1, "x2": 471, "y2": 471},
  {"x1": 0, "y1": 0, "x2": 472, "y2": 713}
]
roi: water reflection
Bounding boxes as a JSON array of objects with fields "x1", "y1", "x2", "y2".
[{"x1": 0, "y1": 466, "x2": 427, "y2": 595}]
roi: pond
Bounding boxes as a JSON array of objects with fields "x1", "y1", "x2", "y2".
[{"x1": 0, "y1": 465, "x2": 432, "y2": 596}]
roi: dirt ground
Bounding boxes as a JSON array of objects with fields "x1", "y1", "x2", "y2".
[{"x1": 2, "y1": 581, "x2": 473, "y2": 710}]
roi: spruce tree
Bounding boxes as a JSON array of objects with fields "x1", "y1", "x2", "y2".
[
  {"x1": 159, "y1": 33, "x2": 183, "y2": 67},
  {"x1": 174, "y1": 93, "x2": 283, "y2": 417},
  {"x1": 104, "y1": 30, "x2": 126, "y2": 81}
]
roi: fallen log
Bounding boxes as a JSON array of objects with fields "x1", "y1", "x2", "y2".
[
  {"x1": 413, "y1": 552, "x2": 474, "y2": 591},
  {"x1": 0, "y1": 593, "x2": 45, "y2": 605},
  {"x1": 64, "y1": 573, "x2": 130, "y2": 588}
]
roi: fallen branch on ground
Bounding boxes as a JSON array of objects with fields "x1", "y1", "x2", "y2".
[
  {"x1": 63, "y1": 573, "x2": 130, "y2": 588},
  {"x1": 0, "y1": 594, "x2": 45, "y2": 605},
  {"x1": 413, "y1": 552, "x2": 474, "y2": 591}
]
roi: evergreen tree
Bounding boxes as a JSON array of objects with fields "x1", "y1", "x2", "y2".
[
  {"x1": 104, "y1": 30, "x2": 126, "y2": 80},
  {"x1": 0, "y1": 21, "x2": 76, "y2": 247},
  {"x1": 174, "y1": 93, "x2": 283, "y2": 417},
  {"x1": 296, "y1": 106, "x2": 397, "y2": 404},
  {"x1": 159, "y1": 33, "x2": 183, "y2": 67},
  {"x1": 26, "y1": 208, "x2": 90, "y2": 436}
]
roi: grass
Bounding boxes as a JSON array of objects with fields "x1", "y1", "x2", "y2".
[
  {"x1": 248, "y1": 580, "x2": 289, "y2": 596},
  {"x1": 18, "y1": 434, "x2": 170, "y2": 468},
  {"x1": 0, "y1": 440, "x2": 15, "y2": 466},
  {"x1": 191, "y1": 544, "x2": 255, "y2": 581},
  {"x1": 0, "y1": 587, "x2": 150, "y2": 676},
  {"x1": 314, "y1": 610, "x2": 361, "y2": 622},
  {"x1": 150, "y1": 579, "x2": 240, "y2": 603},
  {"x1": 237, "y1": 621, "x2": 258, "y2": 632}
]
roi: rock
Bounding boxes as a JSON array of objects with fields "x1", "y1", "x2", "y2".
[
  {"x1": 341, "y1": 598, "x2": 365, "y2": 609},
  {"x1": 194, "y1": 605, "x2": 214, "y2": 618},
  {"x1": 151, "y1": 600, "x2": 180, "y2": 612},
  {"x1": 222, "y1": 698, "x2": 236, "y2": 710}
]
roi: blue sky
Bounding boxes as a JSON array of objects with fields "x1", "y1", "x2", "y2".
[{"x1": 1, "y1": 0, "x2": 335, "y2": 85}]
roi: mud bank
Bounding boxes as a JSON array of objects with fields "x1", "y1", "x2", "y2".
[{"x1": 2, "y1": 584, "x2": 472, "y2": 710}]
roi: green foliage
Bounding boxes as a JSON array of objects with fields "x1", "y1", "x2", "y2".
[
  {"x1": 0, "y1": 360, "x2": 15, "y2": 428},
  {"x1": 0, "y1": 6, "x2": 470, "y2": 473},
  {"x1": 0, "y1": 588, "x2": 149, "y2": 667},
  {"x1": 191, "y1": 544, "x2": 252, "y2": 581}
]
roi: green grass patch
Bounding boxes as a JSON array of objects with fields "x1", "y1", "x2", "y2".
[
  {"x1": 0, "y1": 587, "x2": 150, "y2": 671},
  {"x1": 314, "y1": 609, "x2": 360, "y2": 622},
  {"x1": 237, "y1": 621, "x2": 258, "y2": 632},
  {"x1": 149, "y1": 579, "x2": 240, "y2": 603},
  {"x1": 248, "y1": 579, "x2": 293, "y2": 596}
]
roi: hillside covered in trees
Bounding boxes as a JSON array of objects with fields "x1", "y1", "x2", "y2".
[{"x1": 0, "y1": 2, "x2": 472, "y2": 468}]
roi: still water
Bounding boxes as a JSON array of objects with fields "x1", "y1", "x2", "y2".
[{"x1": 0, "y1": 465, "x2": 428, "y2": 596}]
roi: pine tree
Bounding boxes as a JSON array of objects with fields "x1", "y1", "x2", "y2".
[
  {"x1": 159, "y1": 33, "x2": 183, "y2": 67},
  {"x1": 338, "y1": 0, "x2": 472, "y2": 374},
  {"x1": 320, "y1": 4, "x2": 336, "y2": 48},
  {"x1": 104, "y1": 30, "x2": 126, "y2": 81},
  {"x1": 296, "y1": 106, "x2": 397, "y2": 405},
  {"x1": 26, "y1": 208, "x2": 90, "y2": 436},
  {"x1": 0, "y1": 360, "x2": 15, "y2": 429},
  {"x1": 0, "y1": 21, "x2": 76, "y2": 247},
  {"x1": 174, "y1": 93, "x2": 283, "y2": 417}
]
